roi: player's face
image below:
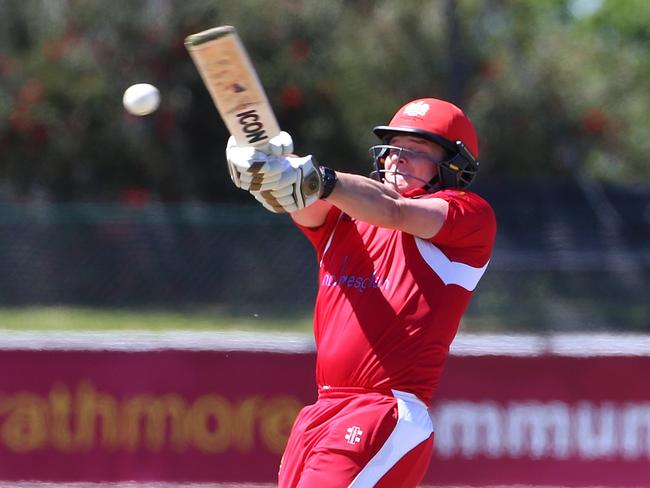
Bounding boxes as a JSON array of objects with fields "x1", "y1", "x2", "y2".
[{"x1": 382, "y1": 135, "x2": 446, "y2": 194}]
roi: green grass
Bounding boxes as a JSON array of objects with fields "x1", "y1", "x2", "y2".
[
  {"x1": 0, "y1": 306, "x2": 313, "y2": 332},
  {"x1": 0, "y1": 306, "x2": 520, "y2": 333}
]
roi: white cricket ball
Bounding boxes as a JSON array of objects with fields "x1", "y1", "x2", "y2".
[{"x1": 122, "y1": 83, "x2": 160, "y2": 116}]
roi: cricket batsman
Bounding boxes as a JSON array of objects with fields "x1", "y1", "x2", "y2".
[{"x1": 226, "y1": 98, "x2": 497, "y2": 487}]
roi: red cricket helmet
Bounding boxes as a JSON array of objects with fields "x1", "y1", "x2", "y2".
[{"x1": 372, "y1": 98, "x2": 480, "y2": 189}]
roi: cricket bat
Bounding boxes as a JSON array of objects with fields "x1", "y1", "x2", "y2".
[{"x1": 184, "y1": 25, "x2": 281, "y2": 148}]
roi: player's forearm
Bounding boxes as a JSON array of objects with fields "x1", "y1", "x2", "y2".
[
  {"x1": 290, "y1": 171, "x2": 401, "y2": 229},
  {"x1": 325, "y1": 172, "x2": 404, "y2": 228}
]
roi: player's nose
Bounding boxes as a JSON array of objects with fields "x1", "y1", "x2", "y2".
[
  {"x1": 396, "y1": 151, "x2": 409, "y2": 165},
  {"x1": 388, "y1": 150, "x2": 406, "y2": 164}
]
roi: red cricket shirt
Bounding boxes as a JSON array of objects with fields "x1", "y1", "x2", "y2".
[{"x1": 295, "y1": 190, "x2": 496, "y2": 405}]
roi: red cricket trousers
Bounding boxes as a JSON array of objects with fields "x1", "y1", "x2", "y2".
[{"x1": 278, "y1": 387, "x2": 434, "y2": 488}]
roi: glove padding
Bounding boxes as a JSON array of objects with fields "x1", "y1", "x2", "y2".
[
  {"x1": 226, "y1": 131, "x2": 294, "y2": 190},
  {"x1": 250, "y1": 155, "x2": 323, "y2": 213}
]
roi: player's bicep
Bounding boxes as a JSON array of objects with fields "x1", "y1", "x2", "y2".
[{"x1": 394, "y1": 197, "x2": 449, "y2": 239}]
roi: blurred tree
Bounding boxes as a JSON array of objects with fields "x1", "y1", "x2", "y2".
[{"x1": 0, "y1": 0, "x2": 648, "y2": 202}]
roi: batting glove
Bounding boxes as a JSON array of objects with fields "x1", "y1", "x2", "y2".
[
  {"x1": 225, "y1": 131, "x2": 294, "y2": 190},
  {"x1": 250, "y1": 155, "x2": 324, "y2": 213}
]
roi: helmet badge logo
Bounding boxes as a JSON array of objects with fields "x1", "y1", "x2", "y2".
[{"x1": 403, "y1": 101, "x2": 430, "y2": 117}]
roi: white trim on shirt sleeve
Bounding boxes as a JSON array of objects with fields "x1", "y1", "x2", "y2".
[
  {"x1": 319, "y1": 213, "x2": 344, "y2": 267},
  {"x1": 414, "y1": 237, "x2": 489, "y2": 291}
]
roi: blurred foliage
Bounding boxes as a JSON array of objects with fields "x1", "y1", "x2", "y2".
[{"x1": 0, "y1": 0, "x2": 649, "y2": 203}]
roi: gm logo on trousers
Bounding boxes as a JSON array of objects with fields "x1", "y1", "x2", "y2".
[{"x1": 345, "y1": 426, "x2": 363, "y2": 445}]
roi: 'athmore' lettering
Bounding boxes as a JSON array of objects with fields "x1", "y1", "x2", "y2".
[{"x1": 0, "y1": 381, "x2": 302, "y2": 455}]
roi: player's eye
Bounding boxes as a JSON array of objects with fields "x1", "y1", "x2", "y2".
[
  {"x1": 389, "y1": 147, "x2": 431, "y2": 163},
  {"x1": 405, "y1": 148, "x2": 432, "y2": 160}
]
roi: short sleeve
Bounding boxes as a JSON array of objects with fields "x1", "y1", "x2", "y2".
[
  {"x1": 293, "y1": 206, "x2": 343, "y2": 256},
  {"x1": 429, "y1": 190, "x2": 497, "y2": 265}
]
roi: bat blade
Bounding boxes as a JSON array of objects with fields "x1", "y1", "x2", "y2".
[{"x1": 185, "y1": 26, "x2": 280, "y2": 148}]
